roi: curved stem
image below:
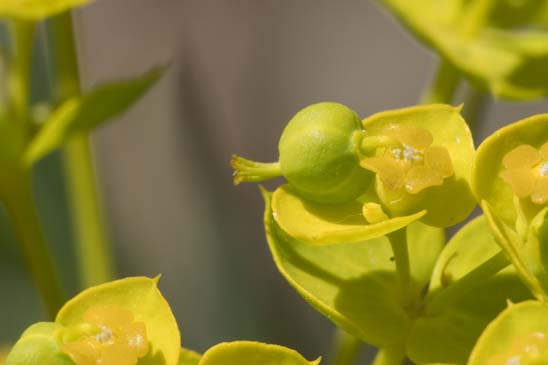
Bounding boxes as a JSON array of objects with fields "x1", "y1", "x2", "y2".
[
  {"x1": 421, "y1": 60, "x2": 460, "y2": 104},
  {"x1": 387, "y1": 228, "x2": 412, "y2": 306},
  {"x1": 48, "y1": 13, "x2": 115, "y2": 287},
  {"x1": 329, "y1": 329, "x2": 362, "y2": 365},
  {"x1": 2, "y1": 171, "x2": 65, "y2": 318}
]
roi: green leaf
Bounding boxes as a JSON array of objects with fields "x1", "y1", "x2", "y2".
[
  {"x1": 0, "y1": 0, "x2": 90, "y2": 19},
  {"x1": 378, "y1": 0, "x2": 548, "y2": 99},
  {"x1": 406, "y1": 216, "x2": 531, "y2": 365},
  {"x1": 472, "y1": 114, "x2": 548, "y2": 228},
  {"x1": 361, "y1": 104, "x2": 476, "y2": 227},
  {"x1": 468, "y1": 301, "x2": 548, "y2": 365},
  {"x1": 56, "y1": 276, "x2": 180, "y2": 365},
  {"x1": 200, "y1": 342, "x2": 320, "y2": 365},
  {"x1": 179, "y1": 348, "x2": 201, "y2": 365},
  {"x1": 262, "y1": 187, "x2": 444, "y2": 348},
  {"x1": 272, "y1": 185, "x2": 426, "y2": 245},
  {"x1": 24, "y1": 67, "x2": 164, "y2": 165}
]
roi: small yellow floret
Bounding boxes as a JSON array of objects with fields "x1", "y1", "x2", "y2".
[
  {"x1": 500, "y1": 143, "x2": 548, "y2": 205},
  {"x1": 61, "y1": 305, "x2": 149, "y2": 365},
  {"x1": 360, "y1": 124, "x2": 454, "y2": 194}
]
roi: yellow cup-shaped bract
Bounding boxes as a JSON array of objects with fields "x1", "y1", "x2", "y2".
[
  {"x1": 469, "y1": 301, "x2": 548, "y2": 365},
  {"x1": 278, "y1": 102, "x2": 373, "y2": 204},
  {"x1": 472, "y1": 114, "x2": 548, "y2": 227},
  {"x1": 361, "y1": 104, "x2": 475, "y2": 227}
]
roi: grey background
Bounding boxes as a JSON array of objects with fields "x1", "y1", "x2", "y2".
[{"x1": 1, "y1": 0, "x2": 548, "y2": 361}]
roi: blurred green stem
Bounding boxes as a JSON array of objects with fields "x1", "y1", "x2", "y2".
[
  {"x1": 330, "y1": 329, "x2": 362, "y2": 365},
  {"x1": 8, "y1": 19, "x2": 35, "y2": 138},
  {"x1": 462, "y1": 84, "x2": 489, "y2": 133},
  {"x1": 49, "y1": 12, "x2": 115, "y2": 287},
  {"x1": 2, "y1": 171, "x2": 65, "y2": 319},
  {"x1": 372, "y1": 347, "x2": 405, "y2": 365},
  {"x1": 421, "y1": 60, "x2": 459, "y2": 104}
]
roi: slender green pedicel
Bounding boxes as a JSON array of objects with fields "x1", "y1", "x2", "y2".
[{"x1": 232, "y1": 102, "x2": 373, "y2": 204}]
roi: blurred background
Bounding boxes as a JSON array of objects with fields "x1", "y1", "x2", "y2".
[{"x1": 1, "y1": 0, "x2": 548, "y2": 362}]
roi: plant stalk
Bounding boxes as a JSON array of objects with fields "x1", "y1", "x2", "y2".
[
  {"x1": 387, "y1": 228, "x2": 412, "y2": 306},
  {"x1": 49, "y1": 12, "x2": 115, "y2": 287},
  {"x1": 372, "y1": 347, "x2": 406, "y2": 365},
  {"x1": 421, "y1": 60, "x2": 460, "y2": 104},
  {"x1": 2, "y1": 171, "x2": 65, "y2": 319},
  {"x1": 330, "y1": 329, "x2": 362, "y2": 365},
  {"x1": 8, "y1": 19, "x2": 35, "y2": 138}
]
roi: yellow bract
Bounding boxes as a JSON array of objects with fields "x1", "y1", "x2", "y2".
[
  {"x1": 360, "y1": 124, "x2": 454, "y2": 194},
  {"x1": 487, "y1": 331, "x2": 548, "y2": 365},
  {"x1": 61, "y1": 305, "x2": 149, "y2": 365},
  {"x1": 500, "y1": 143, "x2": 548, "y2": 205}
]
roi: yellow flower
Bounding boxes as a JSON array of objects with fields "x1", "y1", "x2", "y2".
[
  {"x1": 61, "y1": 305, "x2": 149, "y2": 365},
  {"x1": 360, "y1": 124, "x2": 454, "y2": 194},
  {"x1": 500, "y1": 143, "x2": 548, "y2": 205}
]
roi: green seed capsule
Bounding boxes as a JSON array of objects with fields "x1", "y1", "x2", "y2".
[{"x1": 232, "y1": 102, "x2": 373, "y2": 204}]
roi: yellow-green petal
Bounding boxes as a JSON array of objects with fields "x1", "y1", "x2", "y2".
[
  {"x1": 272, "y1": 185, "x2": 425, "y2": 245},
  {"x1": 200, "y1": 342, "x2": 320, "y2": 365},
  {"x1": 0, "y1": 0, "x2": 90, "y2": 20},
  {"x1": 362, "y1": 104, "x2": 475, "y2": 227},
  {"x1": 56, "y1": 277, "x2": 180, "y2": 365},
  {"x1": 473, "y1": 114, "x2": 548, "y2": 226},
  {"x1": 469, "y1": 301, "x2": 548, "y2": 365}
]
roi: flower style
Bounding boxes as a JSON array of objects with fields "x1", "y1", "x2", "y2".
[
  {"x1": 500, "y1": 143, "x2": 548, "y2": 205},
  {"x1": 61, "y1": 305, "x2": 149, "y2": 365},
  {"x1": 360, "y1": 124, "x2": 454, "y2": 194}
]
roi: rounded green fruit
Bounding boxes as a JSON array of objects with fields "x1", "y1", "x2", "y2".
[{"x1": 278, "y1": 102, "x2": 372, "y2": 204}]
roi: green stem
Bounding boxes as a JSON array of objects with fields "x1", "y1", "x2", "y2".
[
  {"x1": 1, "y1": 171, "x2": 65, "y2": 319},
  {"x1": 330, "y1": 329, "x2": 362, "y2": 365},
  {"x1": 49, "y1": 12, "x2": 115, "y2": 287},
  {"x1": 372, "y1": 347, "x2": 406, "y2": 365},
  {"x1": 421, "y1": 60, "x2": 460, "y2": 104},
  {"x1": 8, "y1": 19, "x2": 35, "y2": 138},
  {"x1": 426, "y1": 250, "x2": 510, "y2": 312},
  {"x1": 387, "y1": 228, "x2": 412, "y2": 306},
  {"x1": 461, "y1": 84, "x2": 489, "y2": 133}
]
